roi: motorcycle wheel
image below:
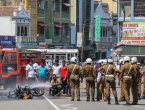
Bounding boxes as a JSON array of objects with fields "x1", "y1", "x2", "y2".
[{"x1": 31, "y1": 88, "x2": 45, "y2": 96}]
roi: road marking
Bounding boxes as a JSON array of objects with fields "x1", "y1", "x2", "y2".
[
  {"x1": 61, "y1": 104, "x2": 78, "y2": 110},
  {"x1": 43, "y1": 95, "x2": 61, "y2": 110}
]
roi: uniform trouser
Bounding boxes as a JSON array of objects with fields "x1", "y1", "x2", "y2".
[
  {"x1": 138, "y1": 79, "x2": 141, "y2": 95},
  {"x1": 105, "y1": 77, "x2": 117, "y2": 100},
  {"x1": 142, "y1": 76, "x2": 145, "y2": 98},
  {"x1": 120, "y1": 80, "x2": 125, "y2": 100},
  {"x1": 86, "y1": 77, "x2": 95, "y2": 100},
  {"x1": 122, "y1": 78, "x2": 132, "y2": 103},
  {"x1": 131, "y1": 79, "x2": 140, "y2": 104},
  {"x1": 97, "y1": 77, "x2": 107, "y2": 100},
  {"x1": 70, "y1": 76, "x2": 80, "y2": 100}
]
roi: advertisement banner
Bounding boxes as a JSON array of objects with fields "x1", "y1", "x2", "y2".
[
  {"x1": 16, "y1": 36, "x2": 37, "y2": 48},
  {"x1": 77, "y1": 32, "x2": 82, "y2": 47},
  {"x1": 71, "y1": 25, "x2": 76, "y2": 45},
  {"x1": 122, "y1": 22, "x2": 145, "y2": 45},
  {"x1": 0, "y1": 36, "x2": 15, "y2": 48},
  {"x1": 95, "y1": 15, "x2": 101, "y2": 42}
]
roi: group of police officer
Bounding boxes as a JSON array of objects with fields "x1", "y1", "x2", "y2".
[{"x1": 66, "y1": 56, "x2": 144, "y2": 105}]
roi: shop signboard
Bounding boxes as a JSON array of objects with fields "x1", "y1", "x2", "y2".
[
  {"x1": 122, "y1": 22, "x2": 145, "y2": 45},
  {"x1": 95, "y1": 15, "x2": 101, "y2": 42},
  {"x1": 16, "y1": 36, "x2": 37, "y2": 48},
  {"x1": 0, "y1": 36, "x2": 15, "y2": 48}
]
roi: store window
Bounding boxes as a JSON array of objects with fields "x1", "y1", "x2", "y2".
[
  {"x1": 120, "y1": 0, "x2": 131, "y2": 17},
  {"x1": 134, "y1": 0, "x2": 145, "y2": 17}
]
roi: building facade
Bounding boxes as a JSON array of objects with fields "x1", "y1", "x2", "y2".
[
  {"x1": 0, "y1": 0, "x2": 37, "y2": 37},
  {"x1": 0, "y1": 4, "x2": 31, "y2": 36},
  {"x1": 94, "y1": 2, "x2": 113, "y2": 60}
]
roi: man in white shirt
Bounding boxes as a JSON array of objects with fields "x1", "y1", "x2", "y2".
[
  {"x1": 26, "y1": 59, "x2": 37, "y2": 86},
  {"x1": 51, "y1": 59, "x2": 62, "y2": 78}
]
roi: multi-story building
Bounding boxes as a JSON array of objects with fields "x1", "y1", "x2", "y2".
[{"x1": 0, "y1": 0, "x2": 37, "y2": 37}]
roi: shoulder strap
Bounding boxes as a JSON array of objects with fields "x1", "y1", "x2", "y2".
[
  {"x1": 106, "y1": 65, "x2": 111, "y2": 75},
  {"x1": 71, "y1": 65, "x2": 76, "y2": 74},
  {"x1": 127, "y1": 65, "x2": 132, "y2": 76}
]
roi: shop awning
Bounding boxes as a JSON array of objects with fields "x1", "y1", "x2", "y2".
[
  {"x1": 54, "y1": 24, "x2": 63, "y2": 28},
  {"x1": 38, "y1": 23, "x2": 48, "y2": 27},
  {"x1": 121, "y1": 46, "x2": 145, "y2": 56},
  {"x1": 63, "y1": 3, "x2": 73, "y2": 7}
]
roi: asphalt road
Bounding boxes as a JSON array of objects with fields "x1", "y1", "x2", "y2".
[{"x1": 0, "y1": 80, "x2": 145, "y2": 110}]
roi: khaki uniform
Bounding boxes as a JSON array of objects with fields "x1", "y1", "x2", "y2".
[
  {"x1": 97, "y1": 65, "x2": 107, "y2": 100},
  {"x1": 67, "y1": 64, "x2": 81, "y2": 100},
  {"x1": 83, "y1": 65, "x2": 95, "y2": 100},
  {"x1": 121, "y1": 62, "x2": 134, "y2": 104},
  {"x1": 100, "y1": 64, "x2": 118, "y2": 100},
  {"x1": 119, "y1": 65, "x2": 125, "y2": 101},
  {"x1": 97, "y1": 77, "x2": 107, "y2": 100},
  {"x1": 131, "y1": 64, "x2": 142, "y2": 104}
]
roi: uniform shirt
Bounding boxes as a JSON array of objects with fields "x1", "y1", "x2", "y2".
[
  {"x1": 26, "y1": 64, "x2": 35, "y2": 78},
  {"x1": 67, "y1": 64, "x2": 81, "y2": 76},
  {"x1": 38, "y1": 66, "x2": 47, "y2": 78},
  {"x1": 51, "y1": 78, "x2": 60, "y2": 87},
  {"x1": 83, "y1": 65, "x2": 95, "y2": 77},
  {"x1": 52, "y1": 65, "x2": 62, "y2": 77},
  {"x1": 100, "y1": 64, "x2": 117, "y2": 75},
  {"x1": 121, "y1": 62, "x2": 134, "y2": 77},
  {"x1": 132, "y1": 64, "x2": 142, "y2": 80},
  {"x1": 60, "y1": 65, "x2": 67, "y2": 78}
]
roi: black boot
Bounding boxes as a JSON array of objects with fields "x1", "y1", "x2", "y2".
[
  {"x1": 108, "y1": 99, "x2": 111, "y2": 104},
  {"x1": 138, "y1": 94, "x2": 141, "y2": 100},
  {"x1": 115, "y1": 98, "x2": 119, "y2": 105},
  {"x1": 107, "y1": 97, "x2": 111, "y2": 104}
]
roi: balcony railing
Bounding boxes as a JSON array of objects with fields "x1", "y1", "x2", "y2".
[{"x1": 101, "y1": 37, "x2": 113, "y2": 42}]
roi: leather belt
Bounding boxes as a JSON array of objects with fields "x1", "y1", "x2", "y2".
[
  {"x1": 105, "y1": 75, "x2": 114, "y2": 77},
  {"x1": 124, "y1": 76, "x2": 132, "y2": 79},
  {"x1": 71, "y1": 74, "x2": 79, "y2": 77}
]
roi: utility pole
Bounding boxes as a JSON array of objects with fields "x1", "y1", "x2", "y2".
[{"x1": 81, "y1": 21, "x2": 86, "y2": 62}]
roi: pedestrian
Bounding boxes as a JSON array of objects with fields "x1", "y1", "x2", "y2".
[
  {"x1": 118, "y1": 59, "x2": 126, "y2": 102},
  {"x1": 37, "y1": 61, "x2": 49, "y2": 84},
  {"x1": 50, "y1": 74, "x2": 61, "y2": 96},
  {"x1": 65, "y1": 61, "x2": 71, "y2": 96},
  {"x1": 26, "y1": 59, "x2": 38, "y2": 86},
  {"x1": 130, "y1": 57, "x2": 143, "y2": 105},
  {"x1": 60, "y1": 61, "x2": 67, "y2": 96},
  {"x1": 83, "y1": 58, "x2": 96, "y2": 101},
  {"x1": 51, "y1": 59, "x2": 62, "y2": 78},
  {"x1": 119, "y1": 56, "x2": 135, "y2": 105},
  {"x1": 67, "y1": 57, "x2": 82, "y2": 101},
  {"x1": 98, "y1": 58, "x2": 119, "y2": 105},
  {"x1": 97, "y1": 60, "x2": 107, "y2": 101}
]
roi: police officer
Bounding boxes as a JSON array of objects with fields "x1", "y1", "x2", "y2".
[
  {"x1": 97, "y1": 59, "x2": 107, "y2": 101},
  {"x1": 83, "y1": 58, "x2": 96, "y2": 101},
  {"x1": 98, "y1": 59, "x2": 119, "y2": 105},
  {"x1": 130, "y1": 57, "x2": 143, "y2": 105},
  {"x1": 67, "y1": 57, "x2": 82, "y2": 101},
  {"x1": 118, "y1": 59, "x2": 125, "y2": 101},
  {"x1": 119, "y1": 56, "x2": 134, "y2": 105}
]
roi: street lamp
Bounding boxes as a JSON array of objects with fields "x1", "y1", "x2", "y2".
[{"x1": 112, "y1": 0, "x2": 125, "y2": 21}]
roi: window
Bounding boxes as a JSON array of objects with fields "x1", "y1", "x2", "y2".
[
  {"x1": 120, "y1": 0, "x2": 131, "y2": 17},
  {"x1": 2, "y1": 52, "x2": 17, "y2": 75},
  {"x1": 53, "y1": 0, "x2": 60, "y2": 11},
  {"x1": 134, "y1": 0, "x2": 145, "y2": 17},
  {"x1": 0, "y1": 52, "x2": 2, "y2": 64},
  {"x1": 54, "y1": 26, "x2": 60, "y2": 36},
  {"x1": 62, "y1": 23, "x2": 69, "y2": 35},
  {"x1": 62, "y1": 0, "x2": 69, "y2": 12}
]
